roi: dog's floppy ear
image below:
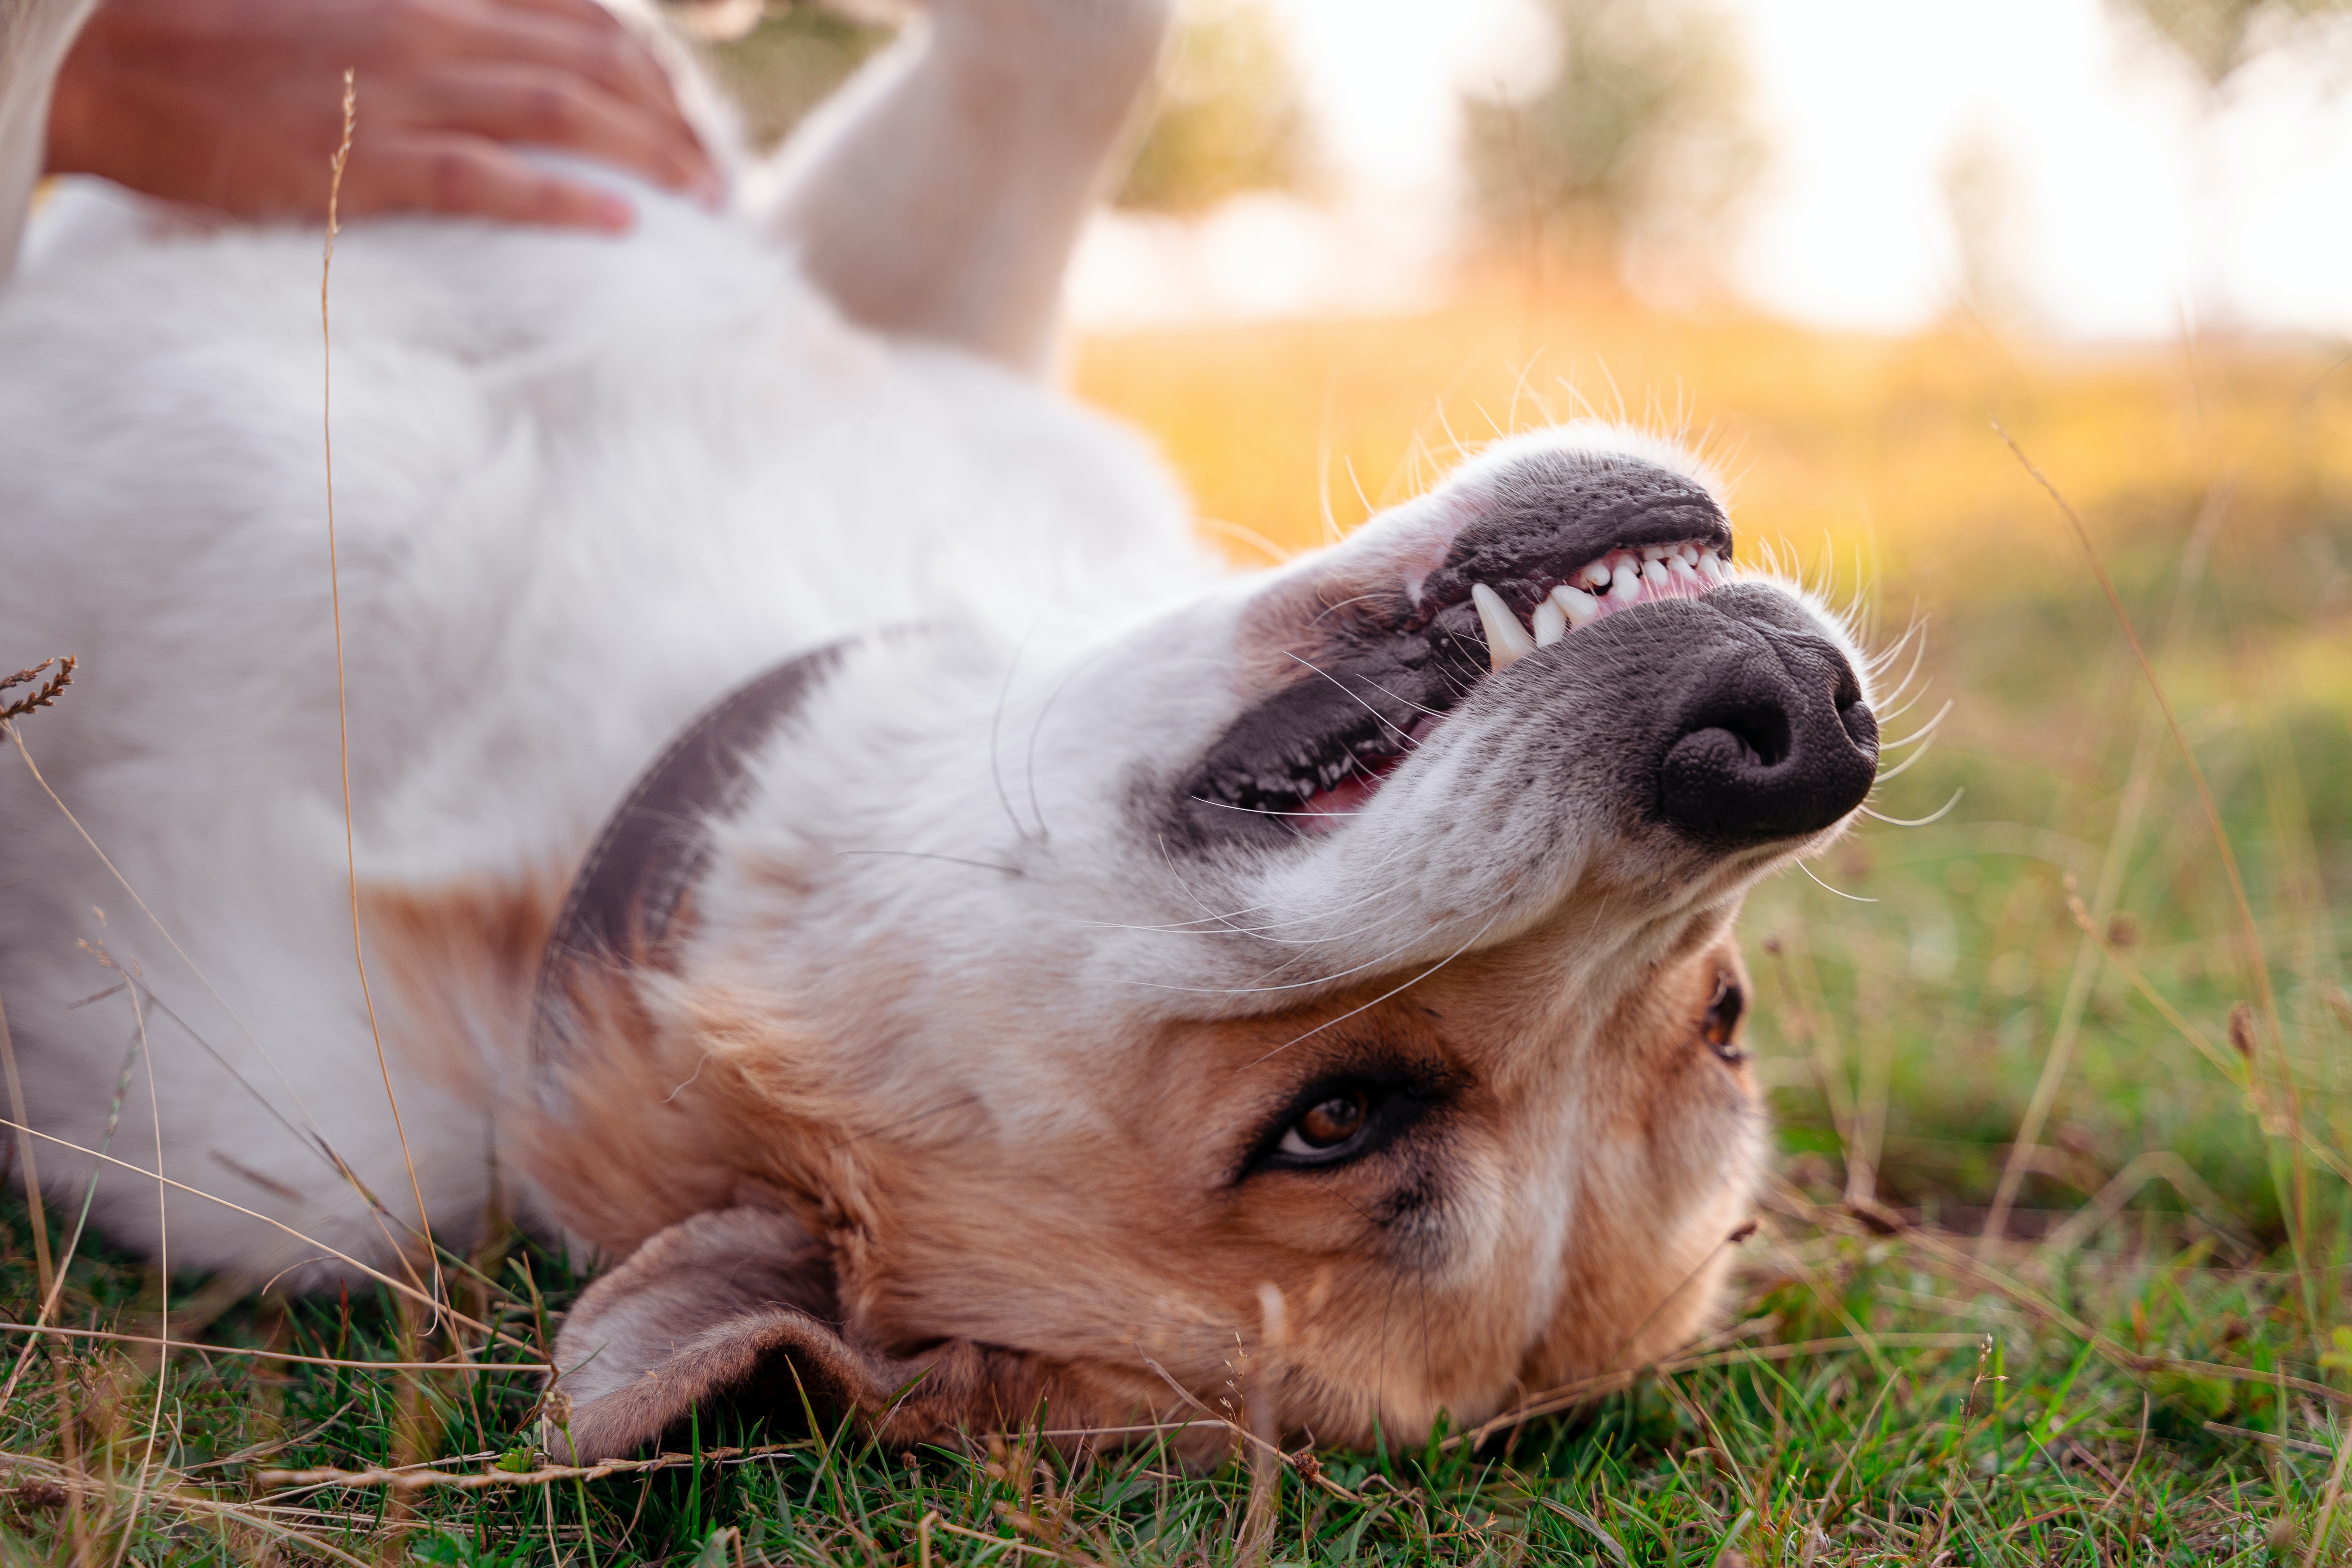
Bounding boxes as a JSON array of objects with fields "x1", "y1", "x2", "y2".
[{"x1": 547, "y1": 1207, "x2": 1142, "y2": 1461}]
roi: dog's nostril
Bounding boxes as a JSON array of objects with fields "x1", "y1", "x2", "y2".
[
  {"x1": 1707, "y1": 703, "x2": 1789, "y2": 770},
  {"x1": 1656, "y1": 658, "x2": 1878, "y2": 846}
]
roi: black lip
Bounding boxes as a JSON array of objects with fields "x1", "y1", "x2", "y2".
[{"x1": 1410, "y1": 477, "x2": 1733, "y2": 633}]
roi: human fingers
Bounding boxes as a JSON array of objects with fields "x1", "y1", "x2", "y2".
[
  {"x1": 419, "y1": 0, "x2": 699, "y2": 152},
  {"x1": 413, "y1": 63, "x2": 718, "y2": 200},
  {"x1": 338, "y1": 131, "x2": 638, "y2": 232}
]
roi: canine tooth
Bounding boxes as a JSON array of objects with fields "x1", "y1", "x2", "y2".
[
  {"x1": 1471, "y1": 583, "x2": 1535, "y2": 669},
  {"x1": 1608, "y1": 565, "x2": 1643, "y2": 604},
  {"x1": 1551, "y1": 584, "x2": 1600, "y2": 627},
  {"x1": 1531, "y1": 597, "x2": 1567, "y2": 646},
  {"x1": 1642, "y1": 557, "x2": 1672, "y2": 589}
]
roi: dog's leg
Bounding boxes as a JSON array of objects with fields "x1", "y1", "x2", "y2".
[
  {"x1": 760, "y1": 0, "x2": 1171, "y2": 374},
  {"x1": 0, "y1": 0, "x2": 96, "y2": 280}
]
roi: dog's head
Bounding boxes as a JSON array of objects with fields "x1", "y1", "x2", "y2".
[{"x1": 537, "y1": 425, "x2": 1878, "y2": 1461}]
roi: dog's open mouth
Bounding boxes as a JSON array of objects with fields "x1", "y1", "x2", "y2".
[
  {"x1": 1180, "y1": 508, "x2": 1735, "y2": 840},
  {"x1": 1283, "y1": 538, "x2": 1733, "y2": 831}
]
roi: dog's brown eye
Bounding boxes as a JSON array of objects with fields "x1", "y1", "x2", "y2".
[
  {"x1": 1281, "y1": 1091, "x2": 1370, "y2": 1155},
  {"x1": 1703, "y1": 975, "x2": 1746, "y2": 1062}
]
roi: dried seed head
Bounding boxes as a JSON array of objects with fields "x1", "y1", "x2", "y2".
[
  {"x1": 2228, "y1": 1003, "x2": 2257, "y2": 1062},
  {"x1": 0, "y1": 653, "x2": 74, "y2": 726},
  {"x1": 2105, "y1": 912, "x2": 2137, "y2": 949}
]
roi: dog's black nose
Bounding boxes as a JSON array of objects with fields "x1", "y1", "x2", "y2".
[{"x1": 1655, "y1": 611, "x2": 1879, "y2": 845}]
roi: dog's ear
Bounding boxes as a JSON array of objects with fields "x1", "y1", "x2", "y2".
[{"x1": 548, "y1": 1207, "x2": 1148, "y2": 1461}]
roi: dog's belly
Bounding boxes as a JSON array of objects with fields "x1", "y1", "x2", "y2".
[{"x1": 0, "y1": 185, "x2": 1199, "y2": 1279}]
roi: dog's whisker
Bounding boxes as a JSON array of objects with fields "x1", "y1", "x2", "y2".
[
  {"x1": 1071, "y1": 852, "x2": 1440, "y2": 940},
  {"x1": 1020, "y1": 598, "x2": 1103, "y2": 846},
  {"x1": 1188, "y1": 794, "x2": 1370, "y2": 820},
  {"x1": 1871, "y1": 736, "x2": 1942, "y2": 784},
  {"x1": 989, "y1": 610, "x2": 1052, "y2": 845},
  {"x1": 1796, "y1": 858, "x2": 1878, "y2": 902},
  {"x1": 1281, "y1": 652, "x2": 1448, "y2": 726},
  {"x1": 1246, "y1": 906, "x2": 1509, "y2": 1066},
  {"x1": 836, "y1": 849, "x2": 1023, "y2": 876},
  {"x1": 1877, "y1": 698, "x2": 1955, "y2": 750},
  {"x1": 1861, "y1": 612, "x2": 1927, "y2": 677},
  {"x1": 1136, "y1": 921, "x2": 1465, "y2": 997},
  {"x1": 1155, "y1": 832, "x2": 1280, "y2": 941},
  {"x1": 1307, "y1": 592, "x2": 1394, "y2": 630},
  {"x1": 1871, "y1": 678, "x2": 1943, "y2": 728},
  {"x1": 1860, "y1": 788, "x2": 1964, "y2": 828}
]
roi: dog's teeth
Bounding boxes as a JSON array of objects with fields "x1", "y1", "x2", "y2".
[
  {"x1": 1551, "y1": 584, "x2": 1600, "y2": 627},
  {"x1": 1577, "y1": 561, "x2": 1611, "y2": 591},
  {"x1": 1471, "y1": 583, "x2": 1535, "y2": 669},
  {"x1": 1641, "y1": 546, "x2": 1665, "y2": 563},
  {"x1": 1642, "y1": 557, "x2": 1672, "y2": 589},
  {"x1": 1531, "y1": 597, "x2": 1567, "y2": 646},
  {"x1": 1667, "y1": 553, "x2": 1700, "y2": 583},
  {"x1": 1608, "y1": 565, "x2": 1644, "y2": 604},
  {"x1": 1678, "y1": 544, "x2": 1701, "y2": 565},
  {"x1": 1698, "y1": 553, "x2": 1727, "y2": 584}
]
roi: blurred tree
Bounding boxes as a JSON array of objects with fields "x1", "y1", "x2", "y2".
[
  {"x1": 2107, "y1": 0, "x2": 2351, "y2": 87},
  {"x1": 1113, "y1": 0, "x2": 1314, "y2": 214},
  {"x1": 2100, "y1": 0, "x2": 2352, "y2": 327},
  {"x1": 694, "y1": 3, "x2": 896, "y2": 152},
  {"x1": 1939, "y1": 123, "x2": 2034, "y2": 328},
  {"x1": 685, "y1": 0, "x2": 1314, "y2": 215},
  {"x1": 1460, "y1": 0, "x2": 1763, "y2": 285}
]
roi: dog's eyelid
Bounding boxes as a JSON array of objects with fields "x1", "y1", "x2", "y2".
[
  {"x1": 1236, "y1": 1063, "x2": 1448, "y2": 1180},
  {"x1": 1702, "y1": 971, "x2": 1747, "y2": 1057}
]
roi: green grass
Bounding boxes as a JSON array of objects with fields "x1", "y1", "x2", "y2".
[
  {"x1": 2, "y1": 323, "x2": 2348, "y2": 1562},
  {"x1": 0, "y1": 1210, "x2": 2337, "y2": 1562}
]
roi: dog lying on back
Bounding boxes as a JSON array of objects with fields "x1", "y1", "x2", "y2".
[{"x1": 0, "y1": 0, "x2": 1879, "y2": 1459}]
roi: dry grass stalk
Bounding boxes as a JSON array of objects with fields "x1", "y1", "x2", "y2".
[
  {"x1": 0, "y1": 1321, "x2": 548, "y2": 1375},
  {"x1": 0, "y1": 1116, "x2": 524, "y2": 1351},
  {"x1": 1992, "y1": 425, "x2": 2309, "y2": 1278},
  {"x1": 1976, "y1": 475, "x2": 2227, "y2": 1256},
  {"x1": 253, "y1": 1439, "x2": 808, "y2": 1495},
  {"x1": 0, "y1": 653, "x2": 74, "y2": 726},
  {"x1": 314, "y1": 65, "x2": 444, "y2": 1330}
]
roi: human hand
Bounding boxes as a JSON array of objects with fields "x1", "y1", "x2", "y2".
[{"x1": 45, "y1": 0, "x2": 722, "y2": 232}]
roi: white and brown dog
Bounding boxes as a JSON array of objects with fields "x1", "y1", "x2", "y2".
[{"x1": 0, "y1": 0, "x2": 1878, "y2": 1459}]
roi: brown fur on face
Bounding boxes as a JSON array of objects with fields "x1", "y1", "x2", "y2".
[{"x1": 531, "y1": 907, "x2": 1764, "y2": 1456}]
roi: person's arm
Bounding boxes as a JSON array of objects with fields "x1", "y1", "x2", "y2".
[{"x1": 44, "y1": 0, "x2": 720, "y2": 231}]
